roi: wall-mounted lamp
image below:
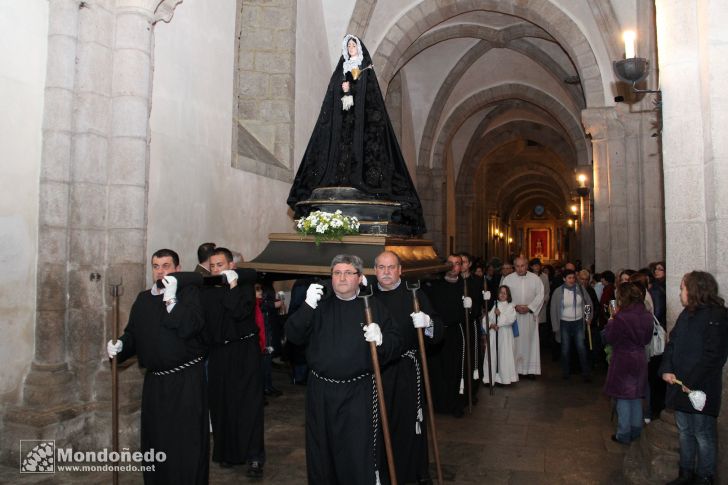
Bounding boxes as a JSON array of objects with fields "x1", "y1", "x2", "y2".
[
  {"x1": 613, "y1": 30, "x2": 661, "y2": 96},
  {"x1": 570, "y1": 204, "x2": 578, "y2": 215},
  {"x1": 576, "y1": 173, "x2": 591, "y2": 197},
  {"x1": 508, "y1": 237, "x2": 513, "y2": 244},
  {"x1": 567, "y1": 219, "x2": 574, "y2": 227}
]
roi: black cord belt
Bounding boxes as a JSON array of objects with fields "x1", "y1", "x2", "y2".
[
  {"x1": 310, "y1": 369, "x2": 371, "y2": 384},
  {"x1": 151, "y1": 356, "x2": 204, "y2": 376}
]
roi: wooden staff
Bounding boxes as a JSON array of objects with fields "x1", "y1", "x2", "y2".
[
  {"x1": 406, "y1": 281, "x2": 443, "y2": 485},
  {"x1": 359, "y1": 286, "x2": 397, "y2": 485},
  {"x1": 463, "y1": 278, "x2": 473, "y2": 414},
  {"x1": 483, "y1": 294, "x2": 494, "y2": 396},
  {"x1": 109, "y1": 277, "x2": 123, "y2": 485}
]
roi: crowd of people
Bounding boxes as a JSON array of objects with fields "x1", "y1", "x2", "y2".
[{"x1": 104, "y1": 241, "x2": 728, "y2": 484}]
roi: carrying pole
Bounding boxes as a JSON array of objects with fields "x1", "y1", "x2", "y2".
[
  {"x1": 406, "y1": 281, "x2": 443, "y2": 485},
  {"x1": 359, "y1": 286, "x2": 397, "y2": 485},
  {"x1": 109, "y1": 278, "x2": 123, "y2": 485},
  {"x1": 463, "y1": 279, "x2": 473, "y2": 414}
]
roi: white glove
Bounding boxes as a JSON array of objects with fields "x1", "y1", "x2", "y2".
[
  {"x1": 305, "y1": 283, "x2": 324, "y2": 309},
  {"x1": 482, "y1": 290, "x2": 491, "y2": 301},
  {"x1": 361, "y1": 275, "x2": 368, "y2": 287},
  {"x1": 107, "y1": 339, "x2": 123, "y2": 359},
  {"x1": 411, "y1": 311, "x2": 431, "y2": 329},
  {"x1": 463, "y1": 296, "x2": 472, "y2": 309},
  {"x1": 162, "y1": 275, "x2": 177, "y2": 302},
  {"x1": 363, "y1": 323, "x2": 383, "y2": 346},
  {"x1": 222, "y1": 270, "x2": 238, "y2": 285}
]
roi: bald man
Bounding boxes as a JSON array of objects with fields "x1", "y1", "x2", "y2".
[{"x1": 502, "y1": 256, "x2": 545, "y2": 378}]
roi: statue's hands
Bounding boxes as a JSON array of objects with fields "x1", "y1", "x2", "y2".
[{"x1": 342, "y1": 81, "x2": 350, "y2": 93}]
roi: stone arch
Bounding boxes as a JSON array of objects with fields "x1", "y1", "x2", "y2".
[
  {"x1": 428, "y1": 84, "x2": 588, "y2": 172},
  {"x1": 373, "y1": 0, "x2": 604, "y2": 107},
  {"x1": 392, "y1": 23, "x2": 584, "y2": 111},
  {"x1": 459, "y1": 120, "x2": 578, "y2": 191}
]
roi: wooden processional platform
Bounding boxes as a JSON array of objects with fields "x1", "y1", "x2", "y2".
[{"x1": 238, "y1": 233, "x2": 447, "y2": 280}]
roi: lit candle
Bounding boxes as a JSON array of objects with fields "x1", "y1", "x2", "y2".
[{"x1": 623, "y1": 31, "x2": 636, "y2": 59}]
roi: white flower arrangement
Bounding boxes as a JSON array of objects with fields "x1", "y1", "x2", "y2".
[{"x1": 296, "y1": 210, "x2": 360, "y2": 244}]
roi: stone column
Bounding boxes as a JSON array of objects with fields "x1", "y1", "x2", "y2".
[
  {"x1": 2, "y1": 0, "x2": 182, "y2": 465},
  {"x1": 625, "y1": 1, "x2": 728, "y2": 482},
  {"x1": 417, "y1": 165, "x2": 445, "y2": 254},
  {"x1": 657, "y1": 0, "x2": 728, "y2": 481},
  {"x1": 581, "y1": 107, "x2": 628, "y2": 272}
]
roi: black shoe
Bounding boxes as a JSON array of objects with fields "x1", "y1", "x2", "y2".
[
  {"x1": 219, "y1": 461, "x2": 233, "y2": 468},
  {"x1": 452, "y1": 408, "x2": 464, "y2": 418},
  {"x1": 666, "y1": 467, "x2": 695, "y2": 485},
  {"x1": 583, "y1": 375, "x2": 592, "y2": 383},
  {"x1": 246, "y1": 461, "x2": 264, "y2": 479},
  {"x1": 693, "y1": 476, "x2": 713, "y2": 485}
]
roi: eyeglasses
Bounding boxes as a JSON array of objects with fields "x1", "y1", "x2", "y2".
[
  {"x1": 332, "y1": 270, "x2": 360, "y2": 278},
  {"x1": 375, "y1": 265, "x2": 399, "y2": 271},
  {"x1": 655, "y1": 267, "x2": 665, "y2": 272}
]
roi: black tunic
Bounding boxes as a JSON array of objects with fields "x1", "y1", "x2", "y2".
[
  {"x1": 286, "y1": 39, "x2": 426, "y2": 235},
  {"x1": 422, "y1": 277, "x2": 478, "y2": 415},
  {"x1": 374, "y1": 283, "x2": 443, "y2": 483},
  {"x1": 201, "y1": 273, "x2": 264, "y2": 465},
  {"x1": 118, "y1": 286, "x2": 209, "y2": 485},
  {"x1": 286, "y1": 295, "x2": 402, "y2": 485}
]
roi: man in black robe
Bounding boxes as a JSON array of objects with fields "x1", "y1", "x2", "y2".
[
  {"x1": 459, "y1": 251, "x2": 484, "y2": 401},
  {"x1": 286, "y1": 254, "x2": 402, "y2": 485},
  {"x1": 201, "y1": 247, "x2": 265, "y2": 477},
  {"x1": 422, "y1": 254, "x2": 475, "y2": 418},
  {"x1": 373, "y1": 251, "x2": 443, "y2": 484},
  {"x1": 107, "y1": 249, "x2": 209, "y2": 485}
]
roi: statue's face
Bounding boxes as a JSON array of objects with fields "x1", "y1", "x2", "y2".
[{"x1": 347, "y1": 39, "x2": 358, "y2": 58}]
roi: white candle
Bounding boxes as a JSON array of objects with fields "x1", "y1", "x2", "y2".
[{"x1": 623, "y1": 31, "x2": 636, "y2": 59}]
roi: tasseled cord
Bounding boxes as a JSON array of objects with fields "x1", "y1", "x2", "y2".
[
  {"x1": 342, "y1": 94, "x2": 354, "y2": 111},
  {"x1": 459, "y1": 377, "x2": 464, "y2": 394},
  {"x1": 473, "y1": 369, "x2": 480, "y2": 380},
  {"x1": 416, "y1": 407, "x2": 423, "y2": 435},
  {"x1": 375, "y1": 470, "x2": 381, "y2": 485}
]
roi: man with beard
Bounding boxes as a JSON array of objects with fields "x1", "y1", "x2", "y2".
[
  {"x1": 286, "y1": 254, "x2": 402, "y2": 485},
  {"x1": 202, "y1": 247, "x2": 265, "y2": 477},
  {"x1": 373, "y1": 251, "x2": 442, "y2": 484},
  {"x1": 423, "y1": 254, "x2": 475, "y2": 417},
  {"x1": 107, "y1": 249, "x2": 208, "y2": 484}
]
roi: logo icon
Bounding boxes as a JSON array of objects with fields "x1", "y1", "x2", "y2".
[{"x1": 20, "y1": 440, "x2": 55, "y2": 473}]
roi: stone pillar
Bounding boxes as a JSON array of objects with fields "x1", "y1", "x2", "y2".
[
  {"x1": 2, "y1": 0, "x2": 182, "y2": 465},
  {"x1": 625, "y1": 1, "x2": 728, "y2": 482},
  {"x1": 582, "y1": 107, "x2": 628, "y2": 272},
  {"x1": 417, "y1": 165, "x2": 445, "y2": 254},
  {"x1": 657, "y1": 0, "x2": 728, "y2": 481},
  {"x1": 454, "y1": 194, "x2": 475, "y2": 254}
]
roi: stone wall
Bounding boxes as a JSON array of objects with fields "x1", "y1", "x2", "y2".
[
  {"x1": 233, "y1": 0, "x2": 296, "y2": 183},
  {"x1": 0, "y1": 0, "x2": 46, "y2": 407}
]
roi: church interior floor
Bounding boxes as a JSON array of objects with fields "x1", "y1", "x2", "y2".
[{"x1": 3, "y1": 358, "x2": 640, "y2": 484}]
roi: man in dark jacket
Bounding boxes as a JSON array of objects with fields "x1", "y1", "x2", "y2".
[{"x1": 661, "y1": 271, "x2": 728, "y2": 485}]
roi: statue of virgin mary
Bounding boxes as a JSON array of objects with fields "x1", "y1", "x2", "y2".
[{"x1": 286, "y1": 34, "x2": 427, "y2": 235}]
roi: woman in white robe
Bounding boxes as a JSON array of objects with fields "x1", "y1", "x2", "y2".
[{"x1": 482, "y1": 286, "x2": 519, "y2": 385}]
